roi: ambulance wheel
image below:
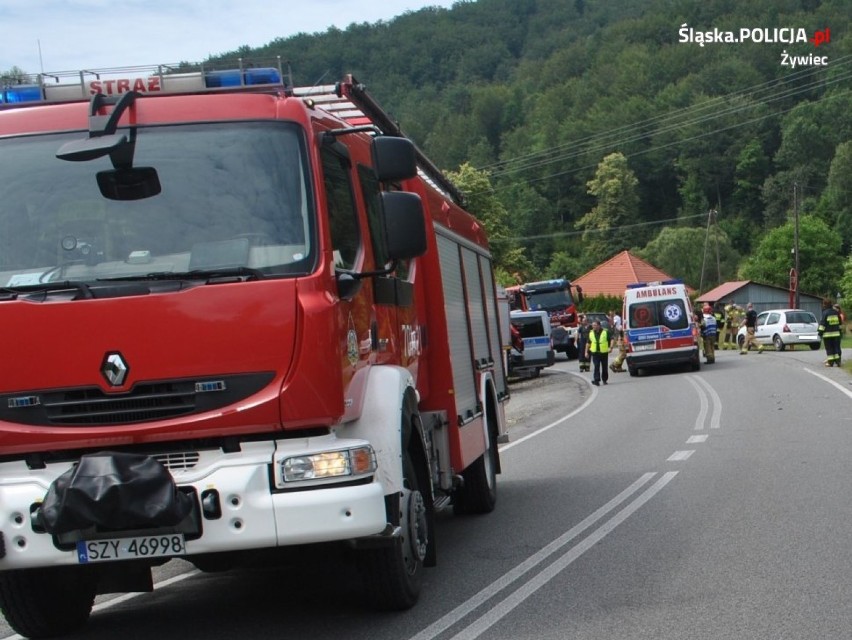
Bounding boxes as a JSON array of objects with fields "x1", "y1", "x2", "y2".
[
  {"x1": 773, "y1": 335, "x2": 786, "y2": 351},
  {"x1": 0, "y1": 566, "x2": 97, "y2": 639}
]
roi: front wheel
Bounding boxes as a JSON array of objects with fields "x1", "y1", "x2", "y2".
[
  {"x1": 810, "y1": 343, "x2": 821, "y2": 351},
  {"x1": 0, "y1": 566, "x2": 97, "y2": 639},
  {"x1": 453, "y1": 429, "x2": 498, "y2": 515},
  {"x1": 357, "y1": 452, "x2": 428, "y2": 610}
]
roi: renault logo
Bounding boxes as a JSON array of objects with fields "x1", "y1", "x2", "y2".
[{"x1": 102, "y1": 352, "x2": 129, "y2": 387}]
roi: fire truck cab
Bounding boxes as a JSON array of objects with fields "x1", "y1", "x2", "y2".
[
  {"x1": 0, "y1": 61, "x2": 509, "y2": 638},
  {"x1": 506, "y1": 278, "x2": 583, "y2": 358}
]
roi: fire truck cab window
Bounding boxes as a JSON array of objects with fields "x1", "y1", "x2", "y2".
[
  {"x1": 0, "y1": 122, "x2": 315, "y2": 284},
  {"x1": 321, "y1": 148, "x2": 361, "y2": 270}
]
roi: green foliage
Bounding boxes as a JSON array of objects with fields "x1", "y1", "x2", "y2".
[
  {"x1": 576, "y1": 153, "x2": 639, "y2": 264},
  {"x1": 738, "y1": 215, "x2": 843, "y2": 297},
  {"x1": 637, "y1": 225, "x2": 740, "y2": 292},
  {"x1": 840, "y1": 255, "x2": 852, "y2": 308},
  {"x1": 578, "y1": 294, "x2": 624, "y2": 314},
  {"x1": 10, "y1": 0, "x2": 844, "y2": 283}
]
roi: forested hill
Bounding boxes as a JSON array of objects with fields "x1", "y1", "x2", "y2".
[{"x1": 222, "y1": 0, "x2": 848, "y2": 294}]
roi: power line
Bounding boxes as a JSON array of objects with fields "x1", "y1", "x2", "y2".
[{"x1": 474, "y1": 55, "x2": 852, "y2": 182}]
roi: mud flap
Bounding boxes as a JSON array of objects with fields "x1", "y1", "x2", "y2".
[{"x1": 37, "y1": 452, "x2": 194, "y2": 535}]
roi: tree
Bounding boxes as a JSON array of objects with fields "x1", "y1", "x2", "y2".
[
  {"x1": 575, "y1": 152, "x2": 639, "y2": 264},
  {"x1": 817, "y1": 141, "x2": 852, "y2": 252},
  {"x1": 446, "y1": 162, "x2": 514, "y2": 268},
  {"x1": 638, "y1": 225, "x2": 739, "y2": 291},
  {"x1": 738, "y1": 215, "x2": 843, "y2": 298}
]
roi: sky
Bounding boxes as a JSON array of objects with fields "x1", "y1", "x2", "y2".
[{"x1": 2, "y1": 0, "x2": 458, "y2": 76}]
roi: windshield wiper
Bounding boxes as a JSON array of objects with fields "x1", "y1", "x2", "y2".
[
  {"x1": 98, "y1": 266, "x2": 265, "y2": 282},
  {"x1": 3, "y1": 281, "x2": 94, "y2": 300}
]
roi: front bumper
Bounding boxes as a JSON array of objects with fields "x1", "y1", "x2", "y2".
[{"x1": 0, "y1": 437, "x2": 387, "y2": 570}]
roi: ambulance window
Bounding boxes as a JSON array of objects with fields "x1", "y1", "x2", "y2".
[
  {"x1": 321, "y1": 147, "x2": 360, "y2": 270},
  {"x1": 630, "y1": 303, "x2": 656, "y2": 328},
  {"x1": 659, "y1": 300, "x2": 688, "y2": 330}
]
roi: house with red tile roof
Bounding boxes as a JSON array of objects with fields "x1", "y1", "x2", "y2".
[{"x1": 573, "y1": 250, "x2": 693, "y2": 297}]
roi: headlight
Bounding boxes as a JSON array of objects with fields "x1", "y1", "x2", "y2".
[{"x1": 280, "y1": 446, "x2": 376, "y2": 484}]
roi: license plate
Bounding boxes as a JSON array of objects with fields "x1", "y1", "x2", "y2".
[
  {"x1": 76, "y1": 533, "x2": 186, "y2": 564},
  {"x1": 632, "y1": 343, "x2": 656, "y2": 351}
]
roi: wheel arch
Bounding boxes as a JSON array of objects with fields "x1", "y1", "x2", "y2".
[{"x1": 343, "y1": 366, "x2": 418, "y2": 496}]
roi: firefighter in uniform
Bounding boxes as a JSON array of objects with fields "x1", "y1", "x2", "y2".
[
  {"x1": 740, "y1": 302, "x2": 764, "y2": 354},
  {"x1": 712, "y1": 302, "x2": 725, "y2": 349},
  {"x1": 818, "y1": 299, "x2": 842, "y2": 366},
  {"x1": 609, "y1": 333, "x2": 628, "y2": 372},
  {"x1": 722, "y1": 302, "x2": 739, "y2": 349},
  {"x1": 701, "y1": 304, "x2": 717, "y2": 363}
]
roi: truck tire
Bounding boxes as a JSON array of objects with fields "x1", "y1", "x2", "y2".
[
  {"x1": 453, "y1": 429, "x2": 497, "y2": 515},
  {"x1": 0, "y1": 566, "x2": 97, "y2": 639},
  {"x1": 357, "y1": 452, "x2": 427, "y2": 610}
]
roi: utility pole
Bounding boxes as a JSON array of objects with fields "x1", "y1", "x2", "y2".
[
  {"x1": 793, "y1": 181, "x2": 800, "y2": 309},
  {"x1": 699, "y1": 208, "x2": 720, "y2": 293}
]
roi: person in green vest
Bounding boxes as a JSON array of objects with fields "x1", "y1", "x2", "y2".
[{"x1": 586, "y1": 319, "x2": 614, "y2": 386}]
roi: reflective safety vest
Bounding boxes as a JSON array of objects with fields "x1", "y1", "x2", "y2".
[
  {"x1": 588, "y1": 329, "x2": 610, "y2": 353},
  {"x1": 702, "y1": 313, "x2": 718, "y2": 337}
]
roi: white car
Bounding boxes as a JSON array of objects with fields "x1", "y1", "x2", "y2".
[{"x1": 737, "y1": 309, "x2": 821, "y2": 351}]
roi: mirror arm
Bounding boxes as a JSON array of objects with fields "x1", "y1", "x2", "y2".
[{"x1": 335, "y1": 259, "x2": 400, "y2": 281}]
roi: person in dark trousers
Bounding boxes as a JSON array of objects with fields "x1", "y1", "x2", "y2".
[
  {"x1": 586, "y1": 319, "x2": 614, "y2": 386},
  {"x1": 740, "y1": 302, "x2": 764, "y2": 354},
  {"x1": 576, "y1": 314, "x2": 590, "y2": 372},
  {"x1": 818, "y1": 299, "x2": 842, "y2": 366}
]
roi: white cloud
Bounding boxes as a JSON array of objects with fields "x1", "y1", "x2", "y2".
[{"x1": 3, "y1": 1, "x2": 457, "y2": 74}]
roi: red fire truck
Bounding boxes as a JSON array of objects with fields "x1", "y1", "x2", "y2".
[
  {"x1": 0, "y1": 61, "x2": 509, "y2": 638},
  {"x1": 506, "y1": 278, "x2": 583, "y2": 357}
]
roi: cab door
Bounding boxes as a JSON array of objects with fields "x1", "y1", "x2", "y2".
[{"x1": 319, "y1": 139, "x2": 373, "y2": 422}]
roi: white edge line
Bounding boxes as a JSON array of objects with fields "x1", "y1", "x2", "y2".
[
  {"x1": 804, "y1": 367, "x2": 852, "y2": 399},
  {"x1": 500, "y1": 372, "x2": 596, "y2": 453}
]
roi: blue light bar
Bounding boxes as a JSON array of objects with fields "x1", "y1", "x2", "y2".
[
  {"x1": 626, "y1": 279, "x2": 683, "y2": 289},
  {"x1": 3, "y1": 84, "x2": 43, "y2": 104},
  {"x1": 204, "y1": 67, "x2": 281, "y2": 88}
]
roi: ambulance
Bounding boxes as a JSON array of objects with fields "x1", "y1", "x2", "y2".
[{"x1": 622, "y1": 280, "x2": 700, "y2": 376}]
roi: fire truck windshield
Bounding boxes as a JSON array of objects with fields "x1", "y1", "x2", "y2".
[
  {"x1": 526, "y1": 288, "x2": 574, "y2": 312},
  {"x1": 0, "y1": 122, "x2": 315, "y2": 287}
]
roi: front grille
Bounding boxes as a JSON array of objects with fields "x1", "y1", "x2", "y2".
[
  {"x1": 0, "y1": 372, "x2": 274, "y2": 427},
  {"x1": 154, "y1": 451, "x2": 201, "y2": 471},
  {"x1": 44, "y1": 382, "x2": 196, "y2": 425}
]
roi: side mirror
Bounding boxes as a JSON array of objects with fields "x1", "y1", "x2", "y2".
[
  {"x1": 372, "y1": 136, "x2": 417, "y2": 182},
  {"x1": 382, "y1": 191, "x2": 426, "y2": 260}
]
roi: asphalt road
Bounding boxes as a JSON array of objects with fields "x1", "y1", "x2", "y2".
[{"x1": 3, "y1": 345, "x2": 851, "y2": 639}]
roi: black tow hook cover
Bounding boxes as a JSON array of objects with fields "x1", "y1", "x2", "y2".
[{"x1": 38, "y1": 451, "x2": 194, "y2": 535}]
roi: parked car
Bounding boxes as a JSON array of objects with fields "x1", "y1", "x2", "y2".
[
  {"x1": 737, "y1": 309, "x2": 821, "y2": 351},
  {"x1": 584, "y1": 312, "x2": 611, "y2": 330}
]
